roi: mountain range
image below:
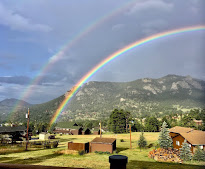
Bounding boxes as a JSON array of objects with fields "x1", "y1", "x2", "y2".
[
  {"x1": 0, "y1": 98, "x2": 31, "y2": 122},
  {"x1": 0, "y1": 75, "x2": 205, "y2": 123}
]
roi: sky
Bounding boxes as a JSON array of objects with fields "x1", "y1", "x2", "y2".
[{"x1": 0, "y1": 0, "x2": 204, "y2": 104}]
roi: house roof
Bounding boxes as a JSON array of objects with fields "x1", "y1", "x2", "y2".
[
  {"x1": 169, "y1": 126, "x2": 205, "y2": 145},
  {"x1": 91, "y1": 137, "x2": 116, "y2": 144},
  {"x1": 193, "y1": 119, "x2": 203, "y2": 123},
  {"x1": 169, "y1": 126, "x2": 194, "y2": 133},
  {"x1": 180, "y1": 130, "x2": 205, "y2": 145},
  {"x1": 56, "y1": 122, "x2": 82, "y2": 130},
  {"x1": 0, "y1": 126, "x2": 26, "y2": 133}
]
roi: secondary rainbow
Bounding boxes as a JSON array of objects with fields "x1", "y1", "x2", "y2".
[
  {"x1": 49, "y1": 25, "x2": 205, "y2": 127},
  {"x1": 9, "y1": 0, "x2": 137, "y2": 119}
]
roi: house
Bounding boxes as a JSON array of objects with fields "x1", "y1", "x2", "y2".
[
  {"x1": 169, "y1": 126, "x2": 205, "y2": 153},
  {"x1": 53, "y1": 127, "x2": 71, "y2": 135},
  {"x1": 0, "y1": 126, "x2": 26, "y2": 143},
  {"x1": 70, "y1": 127, "x2": 83, "y2": 135},
  {"x1": 39, "y1": 132, "x2": 50, "y2": 140},
  {"x1": 54, "y1": 126, "x2": 83, "y2": 135},
  {"x1": 90, "y1": 137, "x2": 116, "y2": 153},
  {"x1": 82, "y1": 128, "x2": 91, "y2": 135},
  {"x1": 93, "y1": 129, "x2": 100, "y2": 135},
  {"x1": 193, "y1": 119, "x2": 203, "y2": 127}
]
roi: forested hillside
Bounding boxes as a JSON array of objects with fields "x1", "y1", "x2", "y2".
[
  {"x1": 8, "y1": 95, "x2": 64, "y2": 123},
  {"x1": 2, "y1": 75, "x2": 205, "y2": 123},
  {"x1": 62, "y1": 75, "x2": 205, "y2": 120}
]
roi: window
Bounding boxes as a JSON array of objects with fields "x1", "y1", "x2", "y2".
[
  {"x1": 199, "y1": 145, "x2": 203, "y2": 149},
  {"x1": 189, "y1": 144, "x2": 191, "y2": 148},
  {"x1": 176, "y1": 141, "x2": 180, "y2": 146}
]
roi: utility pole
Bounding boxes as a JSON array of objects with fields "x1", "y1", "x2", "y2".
[
  {"x1": 129, "y1": 124, "x2": 132, "y2": 149},
  {"x1": 26, "y1": 108, "x2": 30, "y2": 151},
  {"x1": 126, "y1": 119, "x2": 128, "y2": 133},
  {"x1": 100, "y1": 121, "x2": 102, "y2": 138}
]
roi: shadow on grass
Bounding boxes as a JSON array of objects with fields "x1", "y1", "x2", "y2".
[
  {"x1": 0, "y1": 157, "x2": 17, "y2": 162},
  {"x1": 0, "y1": 146, "x2": 62, "y2": 156},
  {"x1": 3, "y1": 153, "x2": 62, "y2": 165},
  {"x1": 127, "y1": 160, "x2": 204, "y2": 169},
  {"x1": 116, "y1": 147, "x2": 129, "y2": 153},
  {"x1": 0, "y1": 149, "x2": 25, "y2": 155},
  {"x1": 57, "y1": 138, "x2": 77, "y2": 142}
]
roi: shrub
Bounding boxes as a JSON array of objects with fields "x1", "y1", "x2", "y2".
[
  {"x1": 193, "y1": 146, "x2": 205, "y2": 161},
  {"x1": 44, "y1": 142, "x2": 51, "y2": 149},
  {"x1": 95, "y1": 151, "x2": 110, "y2": 154},
  {"x1": 147, "y1": 143, "x2": 153, "y2": 148},
  {"x1": 78, "y1": 150, "x2": 85, "y2": 155},
  {"x1": 120, "y1": 139, "x2": 125, "y2": 142},
  {"x1": 138, "y1": 132, "x2": 147, "y2": 151},
  {"x1": 180, "y1": 140, "x2": 192, "y2": 161},
  {"x1": 52, "y1": 141, "x2": 59, "y2": 148}
]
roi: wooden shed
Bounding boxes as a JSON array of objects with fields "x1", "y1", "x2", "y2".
[
  {"x1": 90, "y1": 137, "x2": 116, "y2": 153},
  {"x1": 68, "y1": 142, "x2": 89, "y2": 153}
]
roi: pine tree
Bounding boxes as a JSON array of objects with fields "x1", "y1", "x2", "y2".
[
  {"x1": 193, "y1": 146, "x2": 205, "y2": 161},
  {"x1": 108, "y1": 109, "x2": 127, "y2": 133},
  {"x1": 158, "y1": 121, "x2": 172, "y2": 149},
  {"x1": 138, "y1": 132, "x2": 147, "y2": 151},
  {"x1": 180, "y1": 140, "x2": 192, "y2": 161}
]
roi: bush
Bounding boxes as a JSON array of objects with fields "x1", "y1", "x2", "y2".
[
  {"x1": 95, "y1": 151, "x2": 110, "y2": 154},
  {"x1": 147, "y1": 143, "x2": 153, "y2": 148},
  {"x1": 52, "y1": 141, "x2": 59, "y2": 148},
  {"x1": 193, "y1": 146, "x2": 205, "y2": 161},
  {"x1": 44, "y1": 142, "x2": 51, "y2": 149},
  {"x1": 120, "y1": 139, "x2": 125, "y2": 142},
  {"x1": 78, "y1": 150, "x2": 85, "y2": 155}
]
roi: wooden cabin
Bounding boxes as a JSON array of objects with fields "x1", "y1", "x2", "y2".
[{"x1": 169, "y1": 126, "x2": 205, "y2": 153}]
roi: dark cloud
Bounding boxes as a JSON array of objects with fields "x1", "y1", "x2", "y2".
[
  {"x1": 0, "y1": 0, "x2": 204, "y2": 103},
  {"x1": 0, "y1": 76, "x2": 31, "y2": 85}
]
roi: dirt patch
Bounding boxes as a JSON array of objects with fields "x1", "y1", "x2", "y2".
[{"x1": 56, "y1": 149, "x2": 78, "y2": 155}]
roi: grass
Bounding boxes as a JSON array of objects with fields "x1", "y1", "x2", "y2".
[{"x1": 0, "y1": 132, "x2": 204, "y2": 169}]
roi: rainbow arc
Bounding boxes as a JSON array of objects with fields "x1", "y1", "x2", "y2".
[{"x1": 49, "y1": 25, "x2": 205, "y2": 127}]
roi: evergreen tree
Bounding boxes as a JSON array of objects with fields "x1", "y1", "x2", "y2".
[
  {"x1": 193, "y1": 146, "x2": 205, "y2": 161},
  {"x1": 131, "y1": 120, "x2": 143, "y2": 132},
  {"x1": 180, "y1": 140, "x2": 192, "y2": 161},
  {"x1": 138, "y1": 132, "x2": 147, "y2": 151},
  {"x1": 145, "y1": 116, "x2": 160, "y2": 132},
  {"x1": 158, "y1": 121, "x2": 172, "y2": 149},
  {"x1": 161, "y1": 116, "x2": 171, "y2": 128},
  {"x1": 108, "y1": 109, "x2": 127, "y2": 133}
]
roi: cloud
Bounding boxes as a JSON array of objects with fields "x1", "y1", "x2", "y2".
[
  {"x1": 141, "y1": 19, "x2": 168, "y2": 35},
  {"x1": 126, "y1": 0, "x2": 174, "y2": 15},
  {"x1": 0, "y1": 2, "x2": 52, "y2": 32},
  {"x1": 112, "y1": 24, "x2": 124, "y2": 31},
  {"x1": 0, "y1": 76, "x2": 31, "y2": 85}
]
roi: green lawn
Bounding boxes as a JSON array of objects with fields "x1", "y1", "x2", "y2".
[{"x1": 0, "y1": 132, "x2": 204, "y2": 169}]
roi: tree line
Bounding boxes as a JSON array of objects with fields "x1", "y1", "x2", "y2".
[{"x1": 108, "y1": 108, "x2": 205, "y2": 133}]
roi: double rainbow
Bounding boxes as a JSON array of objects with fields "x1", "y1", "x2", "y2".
[
  {"x1": 49, "y1": 25, "x2": 205, "y2": 127},
  {"x1": 8, "y1": 0, "x2": 137, "y2": 119}
]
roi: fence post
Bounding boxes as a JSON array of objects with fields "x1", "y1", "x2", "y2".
[{"x1": 109, "y1": 155, "x2": 128, "y2": 169}]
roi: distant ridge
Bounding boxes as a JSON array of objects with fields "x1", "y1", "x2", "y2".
[
  {"x1": 0, "y1": 98, "x2": 31, "y2": 122},
  {"x1": 62, "y1": 74, "x2": 205, "y2": 120},
  {"x1": 1, "y1": 75, "x2": 205, "y2": 122}
]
